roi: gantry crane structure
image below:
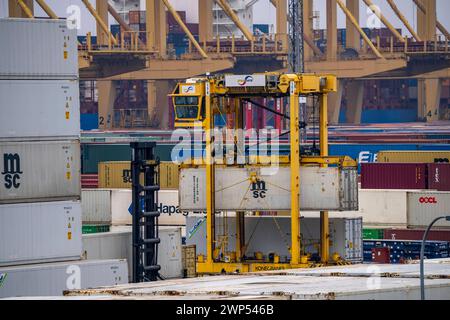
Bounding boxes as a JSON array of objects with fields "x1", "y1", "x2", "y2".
[
  {"x1": 170, "y1": 72, "x2": 359, "y2": 273},
  {"x1": 7, "y1": 0, "x2": 450, "y2": 127}
]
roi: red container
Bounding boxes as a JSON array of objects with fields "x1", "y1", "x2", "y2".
[
  {"x1": 371, "y1": 247, "x2": 390, "y2": 264},
  {"x1": 384, "y1": 228, "x2": 450, "y2": 242},
  {"x1": 361, "y1": 163, "x2": 427, "y2": 189},
  {"x1": 428, "y1": 164, "x2": 450, "y2": 191},
  {"x1": 129, "y1": 10, "x2": 140, "y2": 25}
]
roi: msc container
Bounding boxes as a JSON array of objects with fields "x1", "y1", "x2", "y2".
[
  {"x1": 361, "y1": 163, "x2": 427, "y2": 190},
  {"x1": 377, "y1": 151, "x2": 450, "y2": 164},
  {"x1": 407, "y1": 191, "x2": 450, "y2": 229},
  {"x1": 0, "y1": 201, "x2": 82, "y2": 266},
  {"x1": 186, "y1": 216, "x2": 363, "y2": 263},
  {"x1": 98, "y1": 161, "x2": 179, "y2": 189},
  {"x1": 0, "y1": 80, "x2": 80, "y2": 140},
  {"x1": 0, "y1": 19, "x2": 78, "y2": 79},
  {"x1": 82, "y1": 226, "x2": 182, "y2": 279},
  {"x1": 81, "y1": 189, "x2": 112, "y2": 224},
  {"x1": 384, "y1": 228, "x2": 450, "y2": 242},
  {"x1": 0, "y1": 259, "x2": 128, "y2": 298},
  {"x1": 0, "y1": 140, "x2": 81, "y2": 204},
  {"x1": 428, "y1": 164, "x2": 450, "y2": 191},
  {"x1": 179, "y1": 166, "x2": 359, "y2": 211}
]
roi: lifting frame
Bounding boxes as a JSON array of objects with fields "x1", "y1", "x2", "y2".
[{"x1": 170, "y1": 73, "x2": 357, "y2": 273}]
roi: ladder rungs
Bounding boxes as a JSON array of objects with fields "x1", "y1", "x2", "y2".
[
  {"x1": 140, "y1": 185, "x2": 160, "y2": 192},
  {"x1": 142, "y1": 211, "x2": 160, "y2": 218},
  {"x1": 143, "y1": 265, "x2": 161, "y2": 271},
  {"x1": 142, "y1": 238, "x2": 160, "y2": 245}
]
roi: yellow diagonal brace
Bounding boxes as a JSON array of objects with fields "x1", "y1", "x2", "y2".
[
  {"x1": 386, "y1": 0, "x2": 421, "y2": 41},
  {"x1": 17, "y1": 0, "x2": 34, "y2": 18},
  {"x1": 363, "y1": 0, "x2": 404, "y2": 42},
  {"x1": 162, "y1": 0, "x2": 208, "y2": 58},
  {"x1": 413, "y1": 0, "x2": 450, "y2": 39},
  {"x1": 81, "y1": 0, "x2": 118, "y2": 46},
  {"x1": 214, "y1": 0, "x2": 254, "y2": 41},
  {"x1": 336, "y1": 0, "x2": 384, "y2": 59},
  {"x1": 35, "y1": 0, "x2": 57, "y2": 18}
]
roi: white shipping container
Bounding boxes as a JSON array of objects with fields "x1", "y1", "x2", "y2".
[
  {"x1": 186, "y1": 216, "x2": 363, "y2": 263},
  {"x1": 0, "y1": 140, "x2": 81, "y2": 204},
  {"x1": 179, "y1": 166, "x2": 358, "y2": 211},
  {"x1": 0, "y1": 201, "x2": 82, "y2": 266},
  {"x1": 0, "y1": 19, "x2": 78, "y2": 79},
  {"x1": 407, "y1": 191, "x2": 450, "y2": 228},
  {"x1": 0, "y1": 259, "x2": 128, "y2": 298},
  {"x1": 81, "y1": 189, "x2": 112, "y2": 224},
  {"x1": 82, "y1": 226, "x2": 183, "y2": 279},
  {"x1": 0, "y1": 80, "x2": 80, "y2": 140},
  {"x1": 109, "y1": 189, "x2": 188, "y2": 226}
]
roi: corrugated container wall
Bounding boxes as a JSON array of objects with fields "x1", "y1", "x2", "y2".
[
  {"x1": 428, "y1": 164, "x2": 450, "y2": 191},
  {"x1": 0, "y1": 19, "x2": 78, "y2": 79},
  {"x1": 377, "y1": 151, "x2": 450, "y2": 164},
  {"x1": 179, "y1": 166, "x2": 359, "y2": 211},
  {"x1": 82, "y1": 226, "x2": 183, "y2": 279},
  {"x1": 407, "y1": 191, "x2": 450, "y2": 228},
  {"x1": 0, "y1": 259, "x2": 128, "y2": 298},
  {"x1": 0, "y1": 201, "x2": 82, "y2": 266},
  {"x1": 82, "y1": 189, "x2": 187, "y2": 226},
  {"x1": 0, "y1": 80, "x2": 80, "y2": 140},
  {"x1": 384, "y1": 228, "x2": 450, "y2": 242},
  {"x1": 0, "y1": 140, "x2": 81, "y2": 204},
  {"x1": 361, "y1": 163, "x2": 427, "y2": 189},
  {"x1": 98, "y1": 161, "x2": 179, "y2": 189},
  {"x1": 81, "y1": 189, "x2": 112, "y2": 224}
]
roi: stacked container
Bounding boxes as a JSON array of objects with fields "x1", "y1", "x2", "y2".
[{"x1": 0, "y1": 19, "x2": 126, "y2": 297}]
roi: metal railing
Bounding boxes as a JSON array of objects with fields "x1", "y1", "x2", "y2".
[{"x1": 114, "y1": 109, "x2": 149, "y2": 128}]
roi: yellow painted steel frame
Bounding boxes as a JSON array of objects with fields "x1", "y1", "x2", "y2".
[{"x1": 172, "y1": 73, "x2": 348, "y2": 274}]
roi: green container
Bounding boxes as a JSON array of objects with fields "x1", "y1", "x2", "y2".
[
  {"x1": 363, "y1": 228, "x2": 384, "y2": 240},
  {"x1": 82, "y1": 224, "x2": 111, "y2": 234}
]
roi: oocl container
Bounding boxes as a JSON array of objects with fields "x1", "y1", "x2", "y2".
[
  {"x1": 0, "y1": 259, "x2": 127, "y2": 298},
  {"x1": 0, "y1": 80, "x2": 80, "y2": 140},
  {"x1": 428, "y1": 164, "x2": 450, "y2": 191},
  {"x1": 407, "y1": 191, "x2": 450, "y2": 229},
  {"x1": 377, "y1": 151, "x2": 450, "y2": 164},
  {"x1": 0, "y1": 201, "x2": 82, "y2": 266},
  {"x1": 0, "y1": 19, "x2": 78, "y2": 79},
  {"x1": 0, "y1": 140, "x2": 81, "y2": 204},
  {"x1": 361, "y1": 163, "x2": 427, "y2": 189}
]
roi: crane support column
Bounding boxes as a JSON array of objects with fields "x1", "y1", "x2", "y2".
[
  {"x1": 345, "y1": 80, "x2": 364, "y2": 124},
  {"x1": 416, "y1": 0, "x2": 437, "y2": 41},
  {"x1": 320, "y1": 93, "x2": 329, "y2": 263},
  {"x1": 290, "y1": 81, "x2": 300, "y2": 265},
  {"x1": 346, "y1": 0, "x2": 360, "y2": 51},
  {"x1": 9, "y1": 0, "x2": 33, "y2": 18},
  {"x1": 97, "y1": 81, "x2": 116, "y2": 129},
  {"x1": 199, "y1": 0, "x2": 214, "y2": 44},
  {"x1": 326, "y1": 0, "x2": 337, "y2": 61},
  {"x1": 328, "y1": 80, "x2": 344, "y2": 124},
  {"x1": 146, "y1": 0, "x2": 167, "y2": 57},
  {"x1": 303, "y1": 0, "x2": 314, "y2": 62},
  {"x1": 418, "y1": 79, "x2": 441, "y2": 122},
  {"x1": 276, "y1": 0, "x2": 288, "y2": 52}
]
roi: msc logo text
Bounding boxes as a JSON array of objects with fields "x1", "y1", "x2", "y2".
[{"x1": 2, "y1": 153, "x2": 23, "y2": 189}]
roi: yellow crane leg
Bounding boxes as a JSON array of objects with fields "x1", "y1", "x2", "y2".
[
  {"x1": 319, "y1": 93, "x2": 329, "y2": 263},
  {"x1": 215, "y1": 0, "x2": 254, "y2": 42},
  {"x1": 290, "y1": 82, "x2": 300, "y2": 265},
  {"x1": 386, "y1": 0, "x2": 421, "y2": 42},
  {"x1": 16, "y1": 0, "x2": 34, "y2": 18},
  {"x1": 81, "y1": 0, "x2": 118, "y2": 46},
  {"x1": 362, "y1": 0, "x2": 405, "y2": 43}
]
